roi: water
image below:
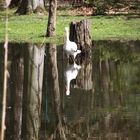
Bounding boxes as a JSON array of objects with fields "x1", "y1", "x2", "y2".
[{"x1": 0, "y1": 40, "x2": 140, "y2": 140}]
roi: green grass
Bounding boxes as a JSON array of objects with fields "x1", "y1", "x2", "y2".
[{"x1": 0, "y1": 9, "x2": 140, "y2": 43}]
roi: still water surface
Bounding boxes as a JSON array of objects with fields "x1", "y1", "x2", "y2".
[{"x1": 0, "y1": 40, "x2": 140, "y2": 140}]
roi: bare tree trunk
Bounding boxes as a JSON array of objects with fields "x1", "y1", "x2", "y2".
[
  {"x1": 9, "y1": 0, "x2": 21, "y2": 8},
  {"x1": 23, "y1": 44, "x2": 45, "y2": 140},
  {"x1": 72, "y1": 0, "x2": 84, "y2": 6},
  {"x1": 0, "y1": 0, "x2": 11, "y2": 9},
  {"x1": 16, "y1": 0, "x2": 45, "y2": 15},
  {"x1": 70, "y1": 19, "x2": 92, "y2": 57},
  {"x1": 0, "y1": 0, "x2": 5, "y2": 9},
  {"x1": 11, "y1": 46, "x2": 24, "y2": 140},
  {"x1": 46, "y1": 0, "x2": 57, "y2": 37},
  {"x1": 16, "y1": 0, "x2": 29, "y2": 14}
]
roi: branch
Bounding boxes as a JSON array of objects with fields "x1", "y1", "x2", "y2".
[{"x1": 0, "y1": 3, "x2": 9, "y2": 140}]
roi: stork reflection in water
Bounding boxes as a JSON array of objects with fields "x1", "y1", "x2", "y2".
[{"x1": 65, "y1": 62, "x2": 81, "y2": 96}]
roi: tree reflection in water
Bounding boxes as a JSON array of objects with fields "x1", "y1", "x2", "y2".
[
  {"x1": 43, "y1": 43, "x2": 66, "y2": 140},
  {"x1": 23, "y1": 44, "x2": 45, "y2": 140}
]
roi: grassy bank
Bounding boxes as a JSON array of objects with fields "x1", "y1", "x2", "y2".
[{"x1": 0, "y1": 9, "x2": 140, "y2": 43}]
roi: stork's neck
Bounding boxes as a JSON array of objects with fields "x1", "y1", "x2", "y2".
[{"x1": 66, "y1": 29, "x2": 69, "y2": 42}]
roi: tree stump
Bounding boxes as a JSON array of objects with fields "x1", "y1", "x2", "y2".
[{"x1": 69, "y1": 19, "x2": 92, "y2": 57}]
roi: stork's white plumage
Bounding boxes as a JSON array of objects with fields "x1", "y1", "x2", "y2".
[
  {"x1": 65, "y1": 62, "x2": 81, "y2": 96},
  {"x1": 63, "y1": 27, "x2": 81, "y2": 59}
]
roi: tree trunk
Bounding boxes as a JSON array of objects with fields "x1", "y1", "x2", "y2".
[
  {"x1": 72, "y1": 0, "x2": 84, "y2": 6},
  {"x1": 46, "y1": 0, "x2": 57, "y2": 37},
  {"x1": 16, "y1": 0, "x2": 45, "y2": 15},
  {"x1": 23, "y1": 44, "x2": 45, "y2": 140},
  {"x1": 9, "y1": 0, "x2": 21, "y2": 8},
  {"x1": 10, "y1": 46, "x2": 24, "y2": 140},
  {"x1": 70, "y1": 19, "x2": 92, "y2": 57},
  {"x1": 0, "y1": 0, "x2": 7, "y2": 9},
  {"x1": 16, "y1": 0, "x2": 29, "y2": 14}
]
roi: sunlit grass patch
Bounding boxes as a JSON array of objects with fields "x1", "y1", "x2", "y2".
[{"x1": 0, "y1": 9, "x2": 140, "y2": 43}]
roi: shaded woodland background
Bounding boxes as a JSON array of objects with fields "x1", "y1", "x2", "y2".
[{"x1": 0, "y1": 0, "x2": 139, "y2": 15}]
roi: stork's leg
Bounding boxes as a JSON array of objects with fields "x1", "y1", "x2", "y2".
[{"x1": 69, "y1": 55, "x2": 74, "y2": 64}]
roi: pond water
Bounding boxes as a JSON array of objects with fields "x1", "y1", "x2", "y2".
[{"x1": 0, "y1": 40, "x2": 140, "y2": 140}]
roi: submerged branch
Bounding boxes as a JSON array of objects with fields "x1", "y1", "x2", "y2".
[{"x1": 0, "y1": 3, "x2": 9, "y2": 140}]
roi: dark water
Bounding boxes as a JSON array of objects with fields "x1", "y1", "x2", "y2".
[{"x1": 0, "y1": 40, "x2": 140, "y2": 140}]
